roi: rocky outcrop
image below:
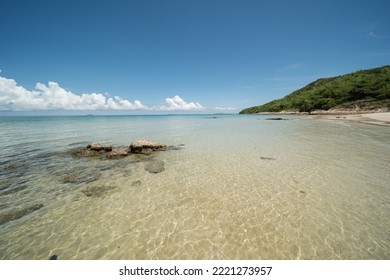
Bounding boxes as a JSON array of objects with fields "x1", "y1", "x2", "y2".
[
  {"x1": 129, "y1": 140, "x2": 167, "y2": 154},
  {"x1": 71, "y1": 142, "x2": 112, "y2": 157},
  {"x1": 87, "y1": 143, "x2": 112, "y2": 152},
  {"x1": 71, "y1": 140, "x2": 168, "y2": 158},
  {"x1": 69, "y1": 140, "x2": 173, "y2": 177},
  {"x1": 106, "y1": 147, "x2": 129, "y2": 159}
]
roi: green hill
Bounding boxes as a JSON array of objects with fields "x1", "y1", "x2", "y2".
[{"x1": 239, "y1": 66, "x2": 390, "y2": 114}]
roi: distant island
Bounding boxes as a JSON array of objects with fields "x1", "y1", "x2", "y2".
[{"x1": 240, "y1": 65, "x2": 390, "y2": 114}]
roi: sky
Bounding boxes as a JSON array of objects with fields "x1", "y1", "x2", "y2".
[{"x1": 1, "y1": 0, "x2": 389, "y2": 114}]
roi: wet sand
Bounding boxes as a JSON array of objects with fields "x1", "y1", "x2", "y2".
[{"x1": 307, "y1": 112, "x2": 390, "y2": 126}]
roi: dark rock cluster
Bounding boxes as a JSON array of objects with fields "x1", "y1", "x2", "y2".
[{"x1": 71, "y1": 140, "x2": 168, "y2": 159}]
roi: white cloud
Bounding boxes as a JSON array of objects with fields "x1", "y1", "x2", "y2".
[
  {"x1": 0, "y1": 75, "x2": 148, "y2": 111},
  {"x1": 214, "y1": 106, "x2": 237, "y2": 111},
  {"x1": 155, "y1": 95, "x2": 204, "y2": 111},
  {"x1": 0, "y1": 75, "x2": 206, "y2": 112}
]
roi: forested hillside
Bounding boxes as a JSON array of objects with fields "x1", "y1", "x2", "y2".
[{"x1": 240, "y1": 66, "x2": 390, "y2": 114}]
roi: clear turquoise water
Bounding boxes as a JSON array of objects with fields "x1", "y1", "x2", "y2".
[{"x1": 0, "y1": 114, "x2": 389, "y2": 259}]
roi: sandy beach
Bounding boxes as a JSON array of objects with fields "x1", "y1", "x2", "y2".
[{"x1": 308, "y1": 112, "x2": 390, "y2": 126}]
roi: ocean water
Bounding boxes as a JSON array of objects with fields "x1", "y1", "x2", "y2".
[{"x1": 0, "y1": 114, "x2": 389, "y2": 260}]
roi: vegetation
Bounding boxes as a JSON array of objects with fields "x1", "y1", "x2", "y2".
[{"x1": 239, "y1": 65, "x2": 390, "y2": 114}]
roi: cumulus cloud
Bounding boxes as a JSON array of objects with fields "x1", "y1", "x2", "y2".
[
  {"x1": 0, "y1": 76, "x2": 147, "y2": 111},
  {"x1": 155, "y1": 95, "x2": 204, "y2": 111},
  {"x1": 0, "y1": 74, "x2": 207, "y2": 112}
]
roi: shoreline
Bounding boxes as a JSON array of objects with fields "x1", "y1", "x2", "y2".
[
  {"x1": 306, "y1": 112, "x2": 390, "y2": 126},
  {"x1": 254, "y1": 110, "x2": 390, "y2": 126}
]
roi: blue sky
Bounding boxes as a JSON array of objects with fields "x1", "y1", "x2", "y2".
[{"x1": 1, "y1": 0, "x2": 389, "y2": 114}]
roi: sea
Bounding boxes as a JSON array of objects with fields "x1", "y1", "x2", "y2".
[{"x1": 0, "y1": 114, "x2": 389, "y2": 259}]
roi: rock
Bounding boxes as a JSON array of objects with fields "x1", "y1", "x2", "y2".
[
  {"x1": 49, "y1": 255, "x2": 58, "y2": 260},
  {"x1": 106, "y1": 147, "x2": 129, "y2": 159},
  {"x1": 71, "y1": 143, "x2": 112, "y2": 157},
  {"x1": 70, "y1": 148, "x2": 96, "y2": 157},
  {"x1": 260, "y1": 156, "x2": 276, "y2": 160},
  {"x1": 71, "y1": 141, "x2": 169, "y2": 158},
  {"x1": 131, "y1": 153, "x2": 155, "y2": 162},
  {"x1": 145, "y1": 160, "x2": 165, "y2": 173},
  {"x1": 0, "y1": 204, "x2": 44, "y2": 225},
  {"x1": 166, "y1": 145, "x2": 183, "y2": 151},
  {"x1": 3, "y1": 164, "x2": 20, "y2": 172},
  {"x1": 62, "y1": 171, "x2": 101, "y2": 184},
  {"x1": 2, "y1": 162, "x2": 28, "y2": 176},
  {"x1": 131, "y1": 180, "x2": 141, "y2": 187},
  {"x1": 299, "y1": 190, "x2": 307, "y2": 198},
  {"x1": 86, "y1": 143, "x2": 112, "y2": 152},
  {"x1": 129, "y1": 140, "x2": 167, "y2": 154},
  {"x1": 99, "y1": 164, "x2": 113, "y2": 171},
  {"x1": 71, "y1": 148, "x2": 101, "y2": 157},
  {"x1": 82, "y1": 184, "x2": 115, "y2": 197},
  {"x1": 265, "y1": 117, "x2": 288, "y2": 120}
]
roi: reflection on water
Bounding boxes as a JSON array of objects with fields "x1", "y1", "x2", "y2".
[{"x1": 0, "y1": 115, "x2": 389, "y2": 259}]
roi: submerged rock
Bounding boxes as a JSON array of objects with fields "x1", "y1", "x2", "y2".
[
  {"x1": 260, "y1": 156, "x2": 276, "y2": 160},
  {"x1": 129, "y1": 140, "x2": 167, "y2": 154},
  {"x1": 99, "y1": 164, "x2": 113, "y2": 171},
  {"x1": 3, "y1": 163, "x2": 21, "y2": 172},
  {"x1": 265, "y1": 117, "x2": 288, "y2": 120},
  {"x1": 1, "y1": 162, "x2": 29, "y2": 177},
  {"x1": 0, "y1": 203, "x2": 44, "y2": 225},
  {"x1": 82, "y1": 184, "x2": 116, "y2": 197},
  {"x1": 166, "y1": 145, "x2": 183, "y2": 151},
  {"x1": 62, "y1": 171, "x2": 101, "y2": 184},
  {"x1": 106, "y1": 147, "x2": 129, "y2": 159},
  {"x1": 145, "y1": 160, "x2": 165, "y2": 173},
  {"x1": 130, "y1": 153, "x2": 155, "y2": 163},
  {"x1": 131, "y1": 180, "x2": 142, "y2": 187}
]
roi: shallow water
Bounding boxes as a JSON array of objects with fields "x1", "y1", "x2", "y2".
[{"x1": 0, "y1": 114, "x2": 389, "y2": 259}]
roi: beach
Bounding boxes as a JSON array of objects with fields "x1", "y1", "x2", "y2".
[{"x1": 307, "y1": 112, "x2": 390, "y2": 126}]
